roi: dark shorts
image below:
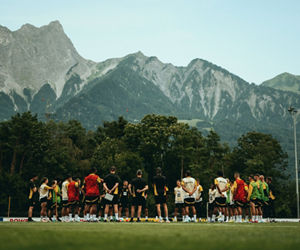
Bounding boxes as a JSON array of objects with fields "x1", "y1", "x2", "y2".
[
  {"x1": 28, "y1": 199, "x2": 38, "y2": 207},
  {"x1": 40, "y1": 197, "x2": 48, "y2": 204},
  {"x1": 208, "y1": 202, "x2": 215, "y2": 211},
  {"x1": 47, "y1": 200, "x2": 53, "y2": 210},
  {"x1": 250, "y1": 198, "x2": 262, "y2": 207},
  {"x1": 105, "y1": 195, "x2": 119, "y2": 205},
  {"x1": 215, "y1": 197, "x2": 227, "y2": 207},
  {"x1": 85, "y1": 196, "x2": 99, "y2": 205},
  {"x1": 68, "y1": 200, "x2": 79, "y2": 208},
  {"x1": 184, "y1": 197, "x2": 195, "y2": 206},
  {"x1": 119, "y1": 197, "x2": 129, "y2": 208},
  {"x1": 235, "y1": 200, "x2": 246, "y2": 208},
  {"x1": 132, "y1": 196, "x2": 144, "y2": 207},
  {"x1": 62, "y1": 200, "x2": 69, "y2": 207},
  {"x1": 175, "y1": 203, "x2": 184, "y2": 209},
  {"x1": 154, "y1": 194, "x2": 167, "y2": 205}
]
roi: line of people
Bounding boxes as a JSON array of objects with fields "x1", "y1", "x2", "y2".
[{"x1": 27, "y1": 167, "x2": 275, "y2": 223}]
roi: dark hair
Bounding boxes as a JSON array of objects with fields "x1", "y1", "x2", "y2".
[
  {"x1": 266, "y1": 177, "x2": 272, "y2": 182},
  {"x1": 51, "y1": 180, "x2": 57, "y2": 185},
  {"x1": 217, "y1": 170, "x2": 223, "y2": 177},
  {"x1": 249, "y1": 175, "x2": 254, "y2": 180},
  {"x1": 110, "y1": 166, "x2": 116, "y2": 172},
  {"x1": 92, "y1": 167, "x2": 97, "y2": 173},
  {"x1": 254, "y1": 173, "x2": 260, "y2": 177},
  {"x1": 41, "y1": 177, "x2": 48, "y2": 184},
  {"x1": 185, "y1": 170, "x2": 191, "y2": 176},
  {"x1": 136, "y1": 169, "x2": 143, "y2": 176}
]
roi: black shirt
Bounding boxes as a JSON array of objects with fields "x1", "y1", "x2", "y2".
[
  {"x1": 131, "y1": 177, "x2": 147, "y2": 197},
  {"x1": 29, "y1": 180, "x2": 38, "y2": 201},
  {"x1": 120, "y1": 187, "x2": 129, "y2": 198},
  {"x1": 153, "y1": 175, "x2": 167, "y2": 196},
  {"x1": 104, "y1": 173, "x2": 121, "y2": 194}
]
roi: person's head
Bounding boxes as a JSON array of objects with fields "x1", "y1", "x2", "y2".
[
  {"x1": 249, "y1": 175, "x2": 254, "y2": 182},
  {"x1": 185, "y1": 170, "x2": 191, "y2": 177},
  {"x1": 196, "y1": 178, "x2": 200, "y2": 185},
  {"x1": 210, "y1": 183, "x2": 216, "y2": 190},
  {"x1": 266, "y1": 177, "x2": 272, "y2": 184},
  {"x1": 67, "y1": 174, "x2": 72, "y2": 182},
  {"x1": 41, "y1": 177, "x2": 48, "y2": 184},
  {"x1": 136, "y1": 169, "x2": 143, "y2": 177},
  {"x1": 217, "y1": 170, "x2": 223, "y2": 177},
  {"x1": 123, "y1": 180, "x2": 128, "y2": 187},
  {"x1": 156, "y1": 167, "x2": 162, "y2": 176},
  {"x1": 234, "y1": 172, "x2": 240, "y2": 179},
  {"x1": 254, "y1": 174, "x2": 260, "y2": 181},
  {"x1": 31, "y1": 175, "x2": 38, "y2": 181},
  {"x1": 75, "y1": 178, "x2": 81, "y2": 185},
  {"x1": 110, "y1": 166, "x2": 116, "y2": 174},
  {"x1": 91, "y1": 167, "x2": 97, "y2": 174},
  {"x1": 52, "y1": 180, "x2": 57, "y2": 186},
  {"x1": 260, "y1": 175, "x2": 265, "y2": 182},
  {"x1": 176, "y1": 180, "x2": 181, "y2": 187}
]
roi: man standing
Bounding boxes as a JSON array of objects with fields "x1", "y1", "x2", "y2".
[
  {"x1": 153, "y1": 167, "x2": 169, "y2": 223},
  {"x1": 247, "y1": 175, "x2": 260, "y2": 222},
  {"x1": 195, "y1": 178, "x2": 203, "y2": 222},
  {"x1": 103, "y1": 166, "x2": 121, "y2": 222},
  {"x1": 182, "y1": 170, "x2": 197, "y2": 222},
  {"x1": 232, "y1": 172, "x2": 247, "y2": 223},
  {"x1": 68, "y1": 178, "x2": 81, "y2": 222},
  {"x1": 260, "y1": 175, "x2": 269, "y2": 221},
  {"x1": 119, "y1": 180, "x2": 130, "y2": 219},
  {"x1": 61, "y1": 176, "x2": 71, "y2": 222},
  {"x1": 28, "y1": 175, "x2": 38, "y2": 222},
  {"x1": 255, "y1": 174, "x2": 264, "y2": 222},
  {"x1": 174, "y1": 180, "x2": 185, "y2": 222},
  {"x1": 39, "y1": 177, "x2": 54, "y2": 222},
  {"x1": 266, "y1": 177, "x2": 276, "y2": 222},
  {"x1": 129, "y1": 169, "x2": 148, "y2": 222},
  {"x1": 83, "y1": 168, "x2": 102, "y2": 222},
  {"x1": 214, "y1": 171, "x2": 228, "y2": 222}
]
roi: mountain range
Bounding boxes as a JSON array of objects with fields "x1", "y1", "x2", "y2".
[{"x1": 1, "y1": 20, "x2": 299, "y2": 173}]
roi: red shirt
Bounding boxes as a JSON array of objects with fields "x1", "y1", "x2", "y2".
[
  {"x1": 84, "y1": 174, "x2": 101, "y2": 197},
  {"x1": 233, "y1": 178, "x2": 247, "y2": 203},
  {"x1": 68, "y1": 181, "x2": 80, "y2": 201}
]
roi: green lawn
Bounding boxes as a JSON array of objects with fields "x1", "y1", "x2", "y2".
[{"x1": 0, "y1": 222, "x2": 300, "y2": 250}]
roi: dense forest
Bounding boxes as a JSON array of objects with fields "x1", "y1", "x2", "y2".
[{"x1": 0, "y1": 112, "x2": 297, "y2": 217}]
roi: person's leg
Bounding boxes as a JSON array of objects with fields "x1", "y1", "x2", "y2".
[
  {"x1": 163, "y1": 203, "x2": 169, "y2": 221},
  {"x1": 137, "y1": 205, "x2": 142, "y2": 220},
  {"x1": 156, "y1": 204, "x2": 162, "y2": 219},
  {"x1": 125, "y1": 207, "x2": 129, "y2": 218},
  {"x1": 28, "y1": 206, "x2": 33, "y2": 219},
  {"x1": 104, "y1": 204, "x2": 109, "y2": 221},
  {"x1": 130, "y1": 205, "x2": 135, "y2": 218},
  {"x1": 114, "y1": 204, "x2": 119, "y2": 220}
]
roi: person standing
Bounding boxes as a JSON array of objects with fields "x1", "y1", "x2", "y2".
[
  {"x1": 119, "y1": 180, "x2": 130, "y2": 219},
  {"x1": 174, "y1": 180, "x2": 185, "y2": 222},
  {"x1": 28, "y1": 175, "x2": 38, "y2": 222},
  {"x1": 39, "y1": 177, "x2": 54, "y2": 222},
  {"x1": 83, "y1": 168, "x2": 102, "y2": 222},
  {"x1": 129, "y1": 169, "x2": 148, "y2": 222},
  {"x1": 214, "y1": 171, "x2": 228, "y2": 222},
  {"x1": 61, "y1": 176, "x2": 71, "y2": 222},
  {"x1": 232, "y1": 172, "x2": 247, "y2": 223},
  {"x1": 182, "y1": 170, "x2": 197, "y2": 222},
  {"x1": 103, "y1": 166, "x2": 121, "y2": 222},
  {"x1": 153, "y1": 167, "x2": 170, "y2": 223},
  {"x1": 195, "y1": 178, "x2": 203, "y2": 222},
  {"x1": 68, "y1": 178, "x2": 81, "y2": 222}
]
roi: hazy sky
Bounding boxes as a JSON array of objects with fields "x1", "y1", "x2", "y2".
[{"x1": 1, "y1": 0, "x2": 299, "y2": 84}]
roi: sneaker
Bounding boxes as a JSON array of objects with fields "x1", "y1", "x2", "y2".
[
  {"x1": 136, "y1": 218, "x2": 141, "y2": 223},
  {"x1": 129, "y1": 218, "x2": 134, "y2": 222},
  {"x1": 28, "y1": 218, "x2": 34, "y2": 222}
]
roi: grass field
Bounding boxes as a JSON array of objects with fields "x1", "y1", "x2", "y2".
[{"x1": 0, "y1": 222, "x2": 300, "y2": 250}]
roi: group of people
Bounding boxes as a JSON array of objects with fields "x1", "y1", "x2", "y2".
[{"x1": 27, "y1": 167, "x2": 275, "y2": 223}]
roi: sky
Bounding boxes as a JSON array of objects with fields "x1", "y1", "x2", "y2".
[{"x1": 1, "y1": 0, "x2": 299, "y2": 84}]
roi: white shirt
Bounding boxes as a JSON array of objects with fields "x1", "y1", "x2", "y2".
[
  {"x1": 62, "y1": 180, "x2": 69, "y2": 201},
  {"x1": 39, "y1": 183, "x2": 50, "y2": 200},
  {"x1": 214, "y1": 177, "x2": 228, "y2": 198},
  {"x1": 182, "y1": 177, "x2": 197, "y2": 199},
  {"x1": 208, "y1": 188, "x2": 217, "y2": 204},
  {"x1": 174, "y1": 186, "x2": 184, "y2": 204}
]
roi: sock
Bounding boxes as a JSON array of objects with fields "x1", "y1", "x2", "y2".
[
  {"x1": 165, "y1": 216, "x2": 169, "y2": 221},
  {"x1": 193, "y1": 215, "x2": 197, "y2": 221},
  {"x1": 110, "y1": 216, "x2": 113, "y2": 220},
  {"x1": 75, "y1": 214, "x2": 79, "y2": 220},
  {"x1": 245, "y1": 215, "x2": 249, "y2": 221},
  {"x1": 86, "y1": 213, "x2": 90, "y2": 221},
  {"x1": 104, "y1": 214, "x2": 108, "y2": 220},
  {"x1": 145, "y1": 216, "x2": 148, "y2": 219},
  {"x1": 212, "y1": 214, "x2": 216, "y2": 221},
  {"x1": 92, "y1": 214, "x2": 96, "y2": 220},
  {"x1": 207, "y1": 216, "x2": 211, "y2": 222},
  {"x1": 159, "y1": 216, "x2": 163, "y2": 220},
  {"x1": 174, "y1": 216, "x2": 177, "y2": 220},
  {"x1": 115, "y1": 213, "x2": 119, "y2": 220},
  {"x1": 69, "y1": 213, "x2": 72, "y2": 220}
]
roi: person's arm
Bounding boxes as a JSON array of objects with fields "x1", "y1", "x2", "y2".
[
  {"x1": 137, "y1": 185, "x2": 149, "y2": 193},
  {"x1": 190, "y1": 184, "x2": 197, "y2": 196},
  {"x1": 45, "y1": 185, "x2": 54, "y2": 190},
  {"x1": 128, "y1": 184, "x2": 133, "y2": 195},
  {"x1": 103, "y1": 183, "x2": 109, "y2": 193},
  {"x1": 232, "y1": 181, "x2": 237, "y2": 195},
  {"x1": 214, "y1": 179, "x2": 222, "y2": 196},
  {"x1": 247, "y1": 184, "x2": 253, "y2": 201},
  {"x1": 110, "y1": 182, "x2": 119, "y2": 194}
]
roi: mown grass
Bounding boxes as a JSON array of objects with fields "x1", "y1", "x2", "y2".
[{"x1": 0, "y1": 222, "x2": 299, "y2": 250}]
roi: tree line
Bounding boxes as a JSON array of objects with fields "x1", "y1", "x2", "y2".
[{"x1": 0, "y1": 112, "x2": 296, "y2": 217}]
